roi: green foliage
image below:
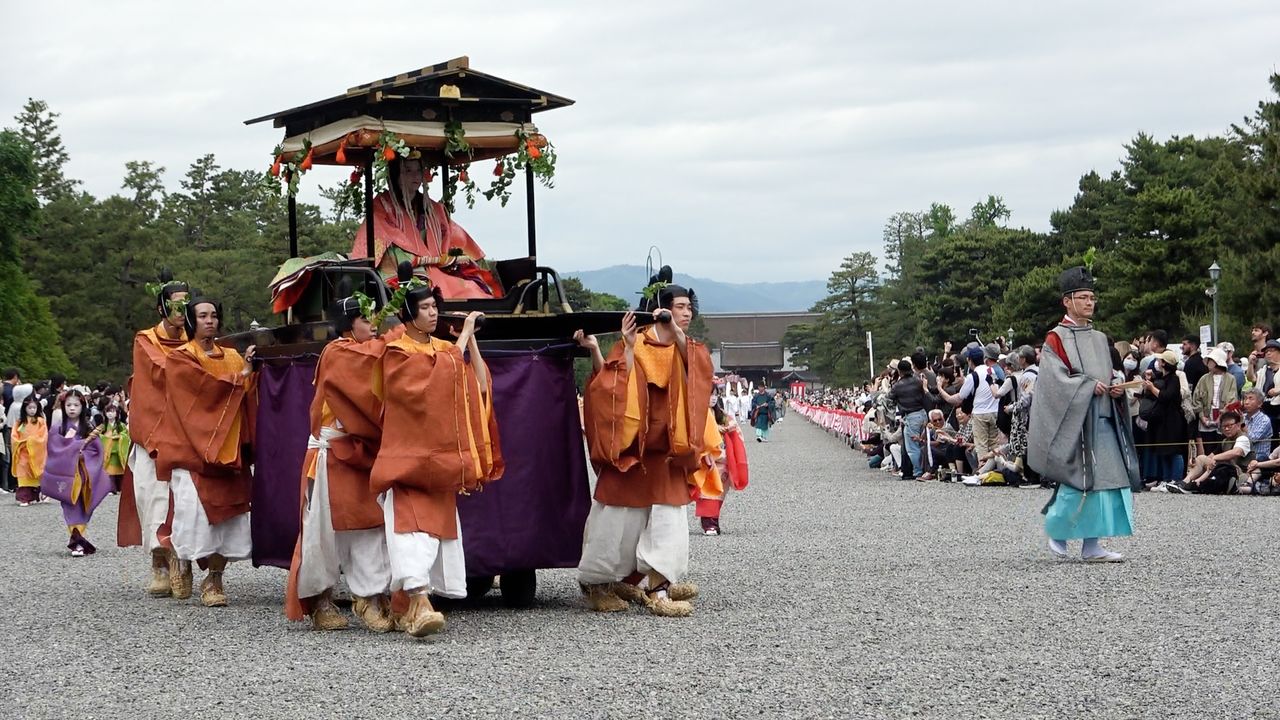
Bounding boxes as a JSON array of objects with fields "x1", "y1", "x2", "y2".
[
  {"x1": 6, "y1": 102, "x2": 356, "y2": 383},
  {"x1": 10, "y1": 99, "x2": 80, "y2": 203},
  {"x1": 0, "y1": 260, "x2": 75, "y2": 379},
  {"x1": 8, "y1": 73, "x2": 1280, "y2": 389},
  {"x1": 559, "y1": 276, "x2": 628, "y2": 312},
  {"x1": 560, "y1": 275, "x2": 631, "y2": 391},
  {"x1": 122, "y1": 160, "x2": 166, "y2": 221},
  {"x1": 782, "y1": 251, "x2": 879, "y2": 386},
  {"x1": 0, "y1": 132, "x2": 72, "y2": 377},
  {"x1": 966, "y1": 195, "x2": 1011, "y2": 229},
  {"x1": 991, "y1": 263, "x2": 1072, "y2": 346},
  {"x1": 0, "y1": 130, "x2": 38, "y2": 261},
  {"x1": 1053, "y1": 132, "x2": 1252, "y2": 335},
  {"x1": 908, "y1": 226, "x2": 1056, "y2": 347}
]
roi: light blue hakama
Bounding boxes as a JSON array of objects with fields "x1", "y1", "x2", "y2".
[{"x1": 1044, "y1": 486, "x2": 1134, "y2": 540}]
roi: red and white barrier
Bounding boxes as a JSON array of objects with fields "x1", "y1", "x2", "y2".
[{"x1": 791, "y1": 402, "x2": 869, "y2": 442}]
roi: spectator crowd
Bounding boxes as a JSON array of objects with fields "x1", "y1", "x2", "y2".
[{"x1": 793, "y1": 322, "x2": 1280, "y2": 497}]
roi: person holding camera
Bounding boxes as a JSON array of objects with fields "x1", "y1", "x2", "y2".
[{"x1": 939, "y1": 343, "x2": 1003, "y2": 462}]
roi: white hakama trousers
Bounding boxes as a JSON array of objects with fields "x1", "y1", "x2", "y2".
[
  {"x1": 169, "y1": 469, "x2": 252, "y2": 562},
  {"x1": 296, "y1": 431, "x2": 390, "y2": 599},
  {"x1": 128, "y1": 446, "x2": 170, "y2": 554},
  {"x1": 577, "y1": 501, "x2": 690, "y2": 585},
  {"x1": 379, "y1": 488, "x2": 467, "y2": 599}
]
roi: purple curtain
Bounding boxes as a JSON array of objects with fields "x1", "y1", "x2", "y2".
[
  {"x1": 251, "y1": 357, "x2": 317, "y2": 568},
  {"x1": 458, "y1": 344, "x2": 591, "y2": 576},
  {"x1": 248, "y1": 345, "x2": 591, "y2": 576}
]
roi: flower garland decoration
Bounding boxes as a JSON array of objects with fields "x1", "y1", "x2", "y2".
[
  {"x1": 329, "y1": 168, "x2": 366, "y2": 220},
  {"x1": 258, "y1": 122, "x2": 558, "y2": 210},
  {"x1": 372, "y1": 131, "x2": 411, "y2": 194},
  {"x1": 439, "y1": 121, "x2": 473, "y2": 213},
  {"x1": 262, "y1": 139, "x2": 314, "y2": 196},
  {"x1": 483, "y1": 128, "x2": 559, "y2": 207}
]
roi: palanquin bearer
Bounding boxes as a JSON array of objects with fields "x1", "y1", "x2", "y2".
[
  {"x1": 575, "y1": 266, "x2": 721, "y2": 617},
  {"x1": 285, "y1": 296, "x2": 394, "y2": 633},
  {"x1": 118, "y1": 276, "x2": 189, "y2": 596},
  {"x1": 1028, "y1": 266, "x2": 1139, "y2": 562},
  {"x1": 152, "y1": 297, "x2": 256, "y2": 606},
  {"x1": 369, "y1": 266, "x2": 502, "y2": 637}
]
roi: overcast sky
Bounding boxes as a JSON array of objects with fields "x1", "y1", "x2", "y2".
[{"x1": 3, "y1": 1, "x2": 1278, "y2": 283}]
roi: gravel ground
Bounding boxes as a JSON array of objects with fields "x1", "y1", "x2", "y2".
[{"x1": 2, "y1": 416, "x2": 1278, "y2": 719}]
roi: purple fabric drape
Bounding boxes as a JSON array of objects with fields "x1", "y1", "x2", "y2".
[
  {"x1": 457, "y1": 345, "x2": 591, "y2": 577},
  {"x1": 42, "y1": 433, "x2": 113, "y2": 527},
  {"x1": 249, "y1": 345, "x2": 591, "y2": 577},
  {"x1": 252, "y1": 357, "x2": 317, "y2": 568}
]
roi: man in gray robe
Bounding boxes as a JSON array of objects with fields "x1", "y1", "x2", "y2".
[{"x1": 1028, "y1": 266, "x2": 1140, "y2": 562}]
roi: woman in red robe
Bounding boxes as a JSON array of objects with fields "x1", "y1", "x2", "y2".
[{"x1": 349, "y1": 157, "x2": 502, "y2": 300}]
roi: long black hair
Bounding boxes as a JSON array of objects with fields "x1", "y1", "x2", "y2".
[
  {"x1": 17, "y1": 395, "x2": 41, "y2": 427},
  {"x1": 96, "y1": 397, "x2": 127, "y2": 433},
  {"x1": 387, "y1": 157, "x2": 427, "y2": 216},
  {"x1": 59, "y1": 389, "x2": 92, "y2": 439}
]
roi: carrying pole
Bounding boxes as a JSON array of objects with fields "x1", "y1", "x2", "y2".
[
  {"x1": 525, "y1": 164, "x2": 537, "y2": 260},
  {"x1": 363, "y1": 163, "x2": 375, "y2": 259},
  {"x1": 288, "y1": 171, "x2": 299, "y2": 259}
]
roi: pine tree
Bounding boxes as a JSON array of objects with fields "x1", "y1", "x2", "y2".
[
  {"x1": 10, "y1": 99, "x2": 80, "y2": 203},
  {"x1": 0, "y1": 130, "x2": 74, "y2": 377}
]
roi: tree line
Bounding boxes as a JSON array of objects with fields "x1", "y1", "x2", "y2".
[
  {"x1": 0, "y1": 99, "x2": 366, "y2": 383},
  {"x1": 0, "y1": 100, "x2": 650, "y2": 385},
  {"x1": 786, "y1": 73, "x2": 1280, "y2": 388}
]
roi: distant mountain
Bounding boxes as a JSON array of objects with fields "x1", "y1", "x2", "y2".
[{"x1": 564, "y1": 265, "x2": 825, "y2": 313}]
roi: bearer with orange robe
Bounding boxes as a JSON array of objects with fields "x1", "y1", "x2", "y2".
[
  {"x1": 285, "y1": 296, "x2": 394, "y2": 633},
  {"x1": 575, "y1": 266, "x2": 720, "y2": 617},
  {"x1": 369, "y1": 266, "x2": 502, "y2": 637},
  {"x1": 153, "y1": 297, "x2": 255, "y2": 608},
  {"x1": 118, "y1": 276, "x2": 189, "y2": 597}
]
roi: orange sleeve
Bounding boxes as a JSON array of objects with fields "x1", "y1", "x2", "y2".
[
  {"x1": 159, "y1": 350, "x2": 248, "y2": 473},
  {"x1": 370, "y1": 345, "x2": 474, "y2": 496},
  {"x1": 128, "y1": 334, "x2": 171, "y2": 450},
  {"x1": 312, "y1": 341, "x2": 384, "y2": 443},
  {"x1": 582, "y1": 343, "x2": 647, "y2": 472}
]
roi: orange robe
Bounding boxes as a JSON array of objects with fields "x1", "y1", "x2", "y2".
[
  {"x1": 10, "y1": 417, "x2": 48, "y2": 487},
  {"x1": 152, "y1": 342, "x2": 254, "y2": 525},
  {"x1": 583, "y1": 332, "x2": 719, "y2": 508},
  {"x1": 369, "y1": 334, "x2": 503, "y2": 539},
  {"x1": 348, "y1": 192, "x2": 500, "y2": 300},
  {"x1": 118, "y1": 322, "x2": 188, "y2": 547},
  {"x1": 285, "y1": 336, "x2": 389, "y2": 621}
]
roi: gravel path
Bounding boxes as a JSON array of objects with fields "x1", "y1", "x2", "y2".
[{"x1": 2, "y1": 416, "x2": 1277, "y2": 719}]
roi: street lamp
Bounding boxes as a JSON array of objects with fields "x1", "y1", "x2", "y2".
[
  {"x1": 1007, "y1": 327, "x2": 1015, "y2": 348},
  {"x1": 1208, "y1": 261, "x2": 1222, "y2": 345}
]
